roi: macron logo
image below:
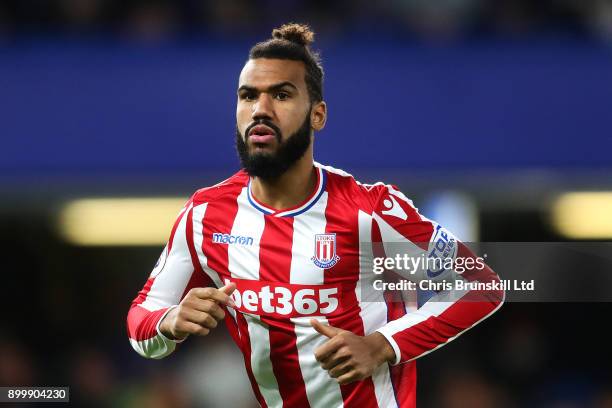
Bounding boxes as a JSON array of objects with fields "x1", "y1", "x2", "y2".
[
  {"x1": 212, "y1": 233, "x2": 254, "y2": 246},
  {"x1": 381, "y1": 195, "x2": 408, "y2": 221}
]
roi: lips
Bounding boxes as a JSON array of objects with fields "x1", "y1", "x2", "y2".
[{"x1": 248, "y1": 124, "x2": 277, "y2": 144}]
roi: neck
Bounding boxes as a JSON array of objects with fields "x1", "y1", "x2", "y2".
[{"x1": 250, "y1": 151, "x2": 316, "y2": 211}]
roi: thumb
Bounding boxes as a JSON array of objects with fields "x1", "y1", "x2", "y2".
[
  {"x1": 310, "y1": 319, "x2": 342, "y2": 338},
  {"x1": 220, "y1": 282, "x2": 236, "y2": 295},
  {"x1": 219, "y1": 283, "x2": 237, "y2": 307}
]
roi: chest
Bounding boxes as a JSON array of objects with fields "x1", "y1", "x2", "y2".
[{"x1": 202, "y1": 202, "x2": 364, "y2": 285}]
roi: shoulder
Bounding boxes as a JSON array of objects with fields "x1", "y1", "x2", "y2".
[
  {"x1": 191, "y1": 170, "x2": 249, "y2": 205},
  {"x1": 318, "y1": 162, "x2": 416, "y2": 212}
]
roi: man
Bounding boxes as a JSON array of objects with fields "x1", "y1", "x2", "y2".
[{"x1": 127, "y1": 23, "x2": 504, "y2": 407}]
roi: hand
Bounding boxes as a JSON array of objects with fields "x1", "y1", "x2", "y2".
[
  {"x1": 311, "y1": 319, "x2": 396, "y2": 385},
  {"x1": 159, "y1": 283, "x2": 236, "y2": 341}
]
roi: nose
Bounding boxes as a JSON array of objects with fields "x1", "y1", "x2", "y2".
[{"x1": 252, "y1": 93, "x2": 273, "y2": 121}]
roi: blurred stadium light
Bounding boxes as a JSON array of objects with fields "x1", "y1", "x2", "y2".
[
  {"x1": 551, "y1": 191, "x2": 612, "y2": 239},
  {"x1": 58, "y1": 197, "x2": 185, "y2": 246},
  {"x1": 421, "y1": 191, "x2": 479, "y2": 241}
]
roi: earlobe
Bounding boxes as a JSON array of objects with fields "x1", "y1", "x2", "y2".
[{"x1": 311, "y1": 102, "x2": 327, "y2": 131}]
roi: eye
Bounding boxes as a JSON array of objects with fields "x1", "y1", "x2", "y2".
[
  {"x1": 275, "y1": 91, "x2": 290, "y2": 101},
  {"x1": 239, "y1": 91, "x2": 256, "y2": 101}
]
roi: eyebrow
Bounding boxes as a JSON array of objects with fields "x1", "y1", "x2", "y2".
[{"x1": 237, "y1": 81, "x2": 298, "y2": 94}]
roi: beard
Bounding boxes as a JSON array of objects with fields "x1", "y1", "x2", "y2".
[{"x1": 235, "y1": 113, "x2": 312, "y2": 181}]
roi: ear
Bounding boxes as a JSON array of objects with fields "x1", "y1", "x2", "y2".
[{"x1": 310, "y1": 101, "x2": 327, "y2": 132}]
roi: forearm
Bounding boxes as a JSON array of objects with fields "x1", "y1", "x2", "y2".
[
  {"x1": 377, "y1": 261, "x2": 504, "y2": 365},
  {"x1": 378, "y1": 295, "x2": 502, "y2": 365},
  {"x1": 127, "y1": 304, "x2": 181, "y2": 359},
  {"x1": 126, "y1": 197, "x2": 217, "y2": 358}
]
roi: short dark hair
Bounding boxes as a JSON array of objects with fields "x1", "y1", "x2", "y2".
[{"x1": 249, "y1": 23, "x2": 324, "y2": 103}]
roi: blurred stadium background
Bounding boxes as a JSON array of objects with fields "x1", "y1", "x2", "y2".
[{"x1": 1, "y1": 0, "x2": 612, "y2": 407}]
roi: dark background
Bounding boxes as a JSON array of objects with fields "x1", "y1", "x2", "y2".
[{"x1": 1, "y1": 1, "x2": 611, "y2": 407}]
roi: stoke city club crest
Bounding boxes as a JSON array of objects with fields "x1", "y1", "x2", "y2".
[{"x1": 311, "y1": 233, "x2": 340, "y2": 268}]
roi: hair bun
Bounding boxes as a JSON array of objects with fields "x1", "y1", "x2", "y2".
[{"x1": 272, "y1": 23, "x2": 314, "y2": 47}]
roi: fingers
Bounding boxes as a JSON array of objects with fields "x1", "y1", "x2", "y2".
[
  {"x1": 188, "y1": 299, "x2": 226, "y2": 321},
  {"x1": 189, "y1": 286, "x2": 235, "y2": 307},
  {"x1": 168, "y1": 285, "x2": 236, "y2": 340},
  {"x1": 328, "y1": 357, "x2": 353, "y2": 379},
  {"x1": 312, "y1": 327, "x2": 371, "y2": 385},
  {"x1": 313, "y1": 324, "x2": 349, "y2": 362},
  {"x1": 336, "y1": 371, "x2": 361, "y2": 385},
  {"x1": 179, "y1": 308, "x2": 221, "y2": 330},
  {"x1": 176, "y1": 321, "x2": 210, "y2": 337},
  {"x1": 319, "y1": 347, "x2": 350, "y2": 371},
  {"x1": 173, "y1": 298, "x2": 227, "y2": 339},
  {"x1": 314, "y1": 338, "x2": 342, "y2": 363},
  {"x1": 317, "y1": 348, "x2": 362, "y2": 385},
  {"x1": 312, "y1": 320, "x2": 346, "y2": 361}
]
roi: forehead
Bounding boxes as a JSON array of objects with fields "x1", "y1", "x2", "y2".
[{"x1": 239, "y1": 58, "x2": 307, "y2": 89}]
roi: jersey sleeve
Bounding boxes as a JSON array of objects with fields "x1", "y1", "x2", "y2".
[
  {"x1": 370, "y1": 184, "x2": 505, "y2": 365},
  {"x1": 126, "y1": 197, "x2": 213, "y2": 359}
]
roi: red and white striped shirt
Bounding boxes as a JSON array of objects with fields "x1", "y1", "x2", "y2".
[{"x1": 127, "y1": 163, "x2": 504, "y2": 408}]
